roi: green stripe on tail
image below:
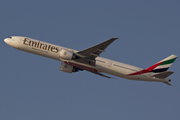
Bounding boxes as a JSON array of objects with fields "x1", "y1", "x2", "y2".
[{"x1": 160, "y1": 57, "x2": 177, "y2": 66}]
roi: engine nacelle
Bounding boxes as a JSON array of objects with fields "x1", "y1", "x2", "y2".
[
  {"x1": 59, "y1": 49, "x2": 76, "y2": 60},
  {"x1": 60, "y1": 62, "x2": 77, "y2": 73}
]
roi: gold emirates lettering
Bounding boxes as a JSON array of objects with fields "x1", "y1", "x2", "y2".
[{"x1": 23, "y1": 38, "x2": 58, "y2": 53}]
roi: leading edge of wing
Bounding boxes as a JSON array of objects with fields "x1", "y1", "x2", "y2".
[{"x1": 76, "y1": 37, "x2": 119, "y2": 60}]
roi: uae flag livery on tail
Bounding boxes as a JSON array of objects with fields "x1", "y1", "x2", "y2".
[
  {"x1": 128, "y1": 55, "x2": 177, "y2": 76},
  {"x1": 151, "y1": 55, "x2": 177, "y2": 73}
]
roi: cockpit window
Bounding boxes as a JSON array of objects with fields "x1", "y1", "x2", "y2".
[{"x1": 9, "y1": 37, "x2": 12, "y2": 39}]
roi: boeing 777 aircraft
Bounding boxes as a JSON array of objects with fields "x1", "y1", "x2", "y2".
[{"x1": 4, "y1": 36, "x2": 177, "y2": 85}]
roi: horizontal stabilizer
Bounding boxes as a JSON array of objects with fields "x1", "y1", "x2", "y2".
[
  {"x1": 163, "y1": 82, "x2": 172, "y2": 86},
  {"x1": 152, "y1": 71, "x2": 174, "y2": 78}
]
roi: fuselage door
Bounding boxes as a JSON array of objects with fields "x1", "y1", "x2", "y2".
[
  {"x1": 18, "y1": 38, "x2": 24, "y2": 43},
  {"x1": 108, "y1": 61, "x2": 113, "y2": 67}
]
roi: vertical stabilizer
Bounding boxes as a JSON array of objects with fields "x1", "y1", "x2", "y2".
[
  {"x1": 127, "y1": 55, "x2": 177, "y2": 76},
  {"x1": 147, "y1": 55, "x2": 177, "y2": 73}
]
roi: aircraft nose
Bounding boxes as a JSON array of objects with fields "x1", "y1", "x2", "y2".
[
  {"x1": 4, "y1": 38, "x2": 10, "y2": 44},
  {"x1": 4, "y1": 38, "x2": 8, "y2": 43}
]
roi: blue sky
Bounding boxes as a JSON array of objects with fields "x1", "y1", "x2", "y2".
[{"x1": 1, "y1": 0, "x2": 180, "y2": 120}]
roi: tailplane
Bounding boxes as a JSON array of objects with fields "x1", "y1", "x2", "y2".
[
  {"x1": 163, "y1": 82, "x2": 172, "y2": 86},
  {"x1": 152, "y1": 71, "x2": 174, "y2": 78},
  {"x1": 152, "y1": 71, "x2": 174, "y2": 86}
]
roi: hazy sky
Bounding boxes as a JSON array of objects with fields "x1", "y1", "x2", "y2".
[{"x1": 1, "y1": 0, "x2": 180, "y2": 120}]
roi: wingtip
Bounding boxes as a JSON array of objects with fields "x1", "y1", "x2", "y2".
[
  {"x1": 113, "y1": 37, "x2": 119, "y2": 40},
  {"x1": 110, "y1": 37, "x2": 119, "y2": 40}
]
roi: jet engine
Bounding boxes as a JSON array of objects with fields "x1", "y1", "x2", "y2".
[
  {"x1": 59, "y1": 49, "x2": 76, "y2": 60},
  {"x1": 60, "y1": 62, "x2": 78, "y2": 73}
]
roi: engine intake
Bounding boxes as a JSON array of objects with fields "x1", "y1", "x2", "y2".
[
  {"x1": 60, "y1": 62, "x2": 78, "y2": 73},
  {"x1": 59, "y1": 49, "x2": 77, "y2": 60}
]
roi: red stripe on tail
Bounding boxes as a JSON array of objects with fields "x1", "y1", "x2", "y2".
[{"x1": 127, "y1": 61, "x2": 163, "y2": 76}]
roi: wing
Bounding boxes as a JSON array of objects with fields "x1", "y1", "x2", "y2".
[
  {"x1": 61, "y1": 38, "x2": 118, "y2": 78},
  {"x1": 76, "y1": 37, "x2": 118, "y2": 60}
]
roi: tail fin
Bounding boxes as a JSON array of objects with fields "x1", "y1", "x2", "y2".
[
  {"x1": 146, "y1": 55, "x2": 177, "y2": 73},
  {"x1": 127, "y1": 55, "x2": 177, "y2": 76}
]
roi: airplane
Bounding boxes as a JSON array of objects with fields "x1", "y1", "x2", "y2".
[{"x1": 4, "y1": 36, "x2": 177, "y2": 85}]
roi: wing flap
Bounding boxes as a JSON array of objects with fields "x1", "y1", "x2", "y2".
[{"x1": 89, "y1": 71, "x2": 115, "y2": 79}]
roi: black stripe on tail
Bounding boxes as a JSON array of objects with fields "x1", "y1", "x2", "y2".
[{"x1": 151, "y1": 68, "x2": 169, "y2": 73}]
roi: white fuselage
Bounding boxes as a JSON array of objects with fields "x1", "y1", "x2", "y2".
[{"x1": 4, "y1": 36, "x2": 170, "y2": 83}]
